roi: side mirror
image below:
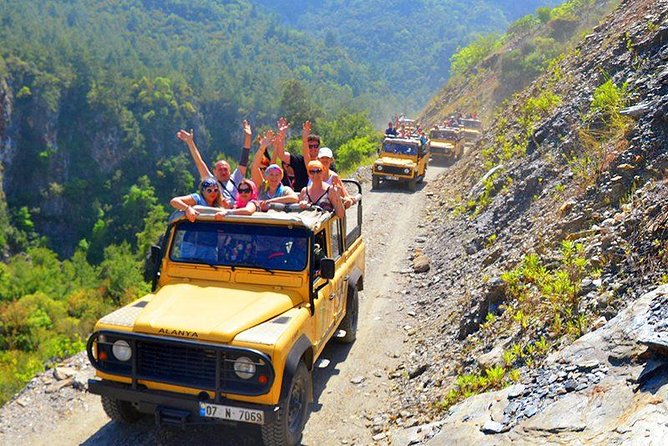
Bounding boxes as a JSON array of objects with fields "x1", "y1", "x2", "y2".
[
  {"x1": 320, "y1": 258, "x2": 335, "y2": 280},
  {"x1": 150, "y1": 245, "x2": 162, "y2": 265},
  {"x1": 143, "y1": 244, "x2": 162, "y2": 283}
]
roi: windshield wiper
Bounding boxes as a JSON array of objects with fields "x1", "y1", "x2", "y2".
[{"x1": 235, "y1": 262, "x2": 276, "y2": 274}]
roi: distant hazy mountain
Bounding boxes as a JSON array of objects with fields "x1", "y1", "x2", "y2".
[{"x1": 253, "y1": 0, "x2": 558, "y2": 113}]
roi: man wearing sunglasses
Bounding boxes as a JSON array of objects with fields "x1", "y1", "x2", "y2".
[
  {"x1": 177, "y1": 121, "x2": 253, "y2": 206},
  {"x1": 274, "y1": 120, "x2": 335, "y2": 192}
]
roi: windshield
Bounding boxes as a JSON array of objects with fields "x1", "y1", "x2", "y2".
[
  {"x1": 170, "y1": 221, "x2": 309, "y2": 272},
  {"x1": 461, "y1": 119, "x2": 482, "y2": 130},
  {"x1": 430, "y1": 130, "x2": 459, "y2": 140},
  {"x1": 382, "y1": 142, "x2": 418, "y2": 156}
]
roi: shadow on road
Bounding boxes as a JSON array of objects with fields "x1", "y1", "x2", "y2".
[
  {"x1": 310, "y1": 340, "x2": 354, "y2": 412},
  {"x1": 82, "y1": 416, "x2": 262, "y2": 446},
  {"x1": 369, "y1": 179, "x2": 429, "y2": 194}
]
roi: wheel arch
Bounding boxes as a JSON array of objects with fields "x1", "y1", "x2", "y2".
[
  {"x1": 280, "y1": 334, "x2": 313, "y2": 401},
  {"x1": 347, "y1": 267, "x2": 364, "y2": 292}
]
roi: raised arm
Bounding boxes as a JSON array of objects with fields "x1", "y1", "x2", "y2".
[
  {"x1": 274, "y1": 117, "x2": 291, "y2": 164},
  {"x1": 235, "y1": 120, "x2": 253, "y2": 178},
  {"x1": 301, "y1": 120, "x2": 312, "y2": 164},
  {"x1": 177, "y1": 129, "x2": 213, "y2": 180},
  {"x1": 251, "y1": 131, "x2": 272, "y2": 187}
]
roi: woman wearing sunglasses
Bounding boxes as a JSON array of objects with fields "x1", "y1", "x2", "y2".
[
  {"x1": 298, "y1": 160, "x2": 344, "y2": 218},
  {"x1": 214, "y1": 178, "x2": 259, "y2": 218},
  {"x1": 170, "y1": 177, "x2": 229, "y2": 222}
]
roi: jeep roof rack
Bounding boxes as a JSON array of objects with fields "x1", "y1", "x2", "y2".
[{"x1": 168, "y1": 206, "x2": 334, "y2": 232}]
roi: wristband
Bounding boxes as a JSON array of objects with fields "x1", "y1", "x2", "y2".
[{"x1": 239, "y1": 147, "x2": 250, "y2": 167}]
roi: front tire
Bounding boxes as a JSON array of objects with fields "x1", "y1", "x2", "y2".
[
  {"x1": 261, "y1": 362, "x2": 312, "y2": 446},
  {"x1": 101, "y1": 396, "x2": 143, "y2": 424},
  {"x1": 407, "y1": 178, "x2": 417, "y2": 191},
  {"x1": 371, "y1": 176, "x2": 380, "y2": 190},
  {"x1": 337, "y1": 287, "x2": 359, "y2": 344}
]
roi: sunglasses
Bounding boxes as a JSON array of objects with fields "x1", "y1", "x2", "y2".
[
  {"x1": 309, "y1": 169, "x2": 323, "y2": 174},
  {"x1": 204, "y1": 187, "x2": 219, "y2": 193},
  {"x1": 238, "y1": 188, "x2": 252, "y2": 194},
  {"x1": 308, "y1": 143, "x2": 319, "y2": 148}
]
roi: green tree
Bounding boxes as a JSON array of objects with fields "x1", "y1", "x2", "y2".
[
  {"x1": 279, "y1": 79, "x2": 321, "y2": 126},
  {"x1": 98, "y1": 242, "x2": 149, "y2": 304}
]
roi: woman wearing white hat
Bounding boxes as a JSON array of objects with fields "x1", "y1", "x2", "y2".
[{"x1": 315, "y1": 146, "x2": 356, "y2": 208}]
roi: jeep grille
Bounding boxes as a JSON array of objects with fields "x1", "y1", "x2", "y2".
[
  {"x1": 375, "y1": 165, "x2": 409, "y2": 176},
  {"x1": 88, "y1": 331, "x2": 274, "y2": 396}
]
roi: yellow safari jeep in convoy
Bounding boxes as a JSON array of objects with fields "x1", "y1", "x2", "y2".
[
  {"x1": 371, "y1": 137, "x2": 429, "y2": 191},
  {"x1": 459, "y1": 117, "x2": 482, "y2": 145},
  {"x1": 429, "y1": 127, "x2": 463, "y2": 164},
  {"x1": 86, "y1": 183, "x2": 365, "y2": 446}
]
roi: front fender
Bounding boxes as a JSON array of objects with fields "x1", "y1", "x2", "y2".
[{"x1": 280, "y1": 334, "x2": 313, "y2": 401}]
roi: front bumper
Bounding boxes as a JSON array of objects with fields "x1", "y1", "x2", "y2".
[
  {"x1": 372, "y1": 172, "x2": 413, "y2": 181},
  {"x1": 430, "y1": 147, "x2": 454, "y2": 158},
  {"x1": 89, "y1": 379, "x2": 278, "y2": 426}
]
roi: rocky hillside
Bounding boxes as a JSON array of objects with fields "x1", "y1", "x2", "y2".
[{"x1": 384, "y1": 0, "x2": 668, "y2": 443}]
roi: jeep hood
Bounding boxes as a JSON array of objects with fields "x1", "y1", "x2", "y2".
[
  {"x1": 132, "y1": 283, "x2": 298, "y2": 342},
  {"x1": 431, "y1": 141, "x2": 454, "y2": 149},
  {"x1": 376, "y1": 156, "x2": 416, "y2": 167}
]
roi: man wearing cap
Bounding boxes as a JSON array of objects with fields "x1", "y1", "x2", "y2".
[
  {"x1": 251, "y1": 132, "x2": 299, "y2": 212},
  {"x1": 177, "y1": 120, "x2": 252, "y2": 206}
]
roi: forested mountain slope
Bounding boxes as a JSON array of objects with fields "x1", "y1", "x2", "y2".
[
  {"x1": 0, "y1": 0, "x2": 384, "y2": 404},
  {"x1": 0, "y1": 0, "x2": 380, "y2": 257},
  {"x1": 253, "y1": 0, "x2": 558, "y2": 112}
]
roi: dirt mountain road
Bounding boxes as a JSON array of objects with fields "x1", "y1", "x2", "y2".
[{"x1": 0, "y1": 165, "x2": 447, "y2": 446}]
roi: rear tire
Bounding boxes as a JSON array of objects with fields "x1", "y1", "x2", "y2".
[
  {"x1": 261, "y1": 362, "x2": 312, "y2": 446},
  {"x1": 337, "y1": 287, "x2": 359, "y2": 344},
  {"x1": 101, "y1": 396, "x2": 143, "y2": 424}
]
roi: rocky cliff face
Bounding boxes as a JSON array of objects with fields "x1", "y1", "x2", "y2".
[{"x1": 387, "y1": 0, "x2": 668, "y2": 443}]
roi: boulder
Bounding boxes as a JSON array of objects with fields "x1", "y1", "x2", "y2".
[{"x1": 413, "y1": 255, "x2": 431, "y2": 273}]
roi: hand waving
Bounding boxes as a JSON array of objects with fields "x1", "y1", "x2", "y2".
[{"x1": 177, "y1": 129, "x2": 194, "y2": 144}]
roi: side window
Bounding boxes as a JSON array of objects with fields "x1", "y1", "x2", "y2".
[
  {"x1": 312, "y1": 230, "x2": 327, "y2": 276},
  {"x1": 342, "y1": 180, "x2": 362, "y2": 247},
  {"x1": 331, "y1": 221, "x2": 343, "y2": 260}
]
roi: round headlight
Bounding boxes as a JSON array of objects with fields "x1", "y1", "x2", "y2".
[
  {"x1": 112, "y1": 340, "x2": 132, "y2": 362},
  {"x1": 404, "y1": 168, "x2": 411, "y2": 174},
  {"x1": 234, "y1": 356, "x2": 256, "y2": 379},
  {"x1": 377, "y1": 165, "x2": 383, "y2": 171}
]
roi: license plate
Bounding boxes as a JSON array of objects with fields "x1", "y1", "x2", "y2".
[
  {"x1": 199, "y1": 402, "x2": 264, "y2": 425},
  {"x1": 384, "y1": 175, "x2": 399, "y2": 181}
]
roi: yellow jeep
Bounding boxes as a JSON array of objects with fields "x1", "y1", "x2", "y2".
[
  {"x1": 429, "y1": 127, "x2": 463, "y2": 164},
  {"x1": 371, "y1": 137, "x2": 430, "y2": 191},
  {"x1": 86, "y1": 182, "x2": 365, "y2": 446},
  {"x1": 459, "y1": 118, "x2": 482, "y2": 145}
]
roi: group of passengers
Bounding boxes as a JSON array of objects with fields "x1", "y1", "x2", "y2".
[{"x1": 170, "y1": 118, "x2": 350, "y2": 221}]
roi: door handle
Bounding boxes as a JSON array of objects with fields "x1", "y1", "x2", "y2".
[{"x1": 329, "y1": 293, "x2": 336, "y2": 300}]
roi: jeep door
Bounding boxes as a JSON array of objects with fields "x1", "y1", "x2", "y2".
[
  {"x1": 329, "y1": 218, "x2": 347, "y2": 325},
  {"x1": 311, "y1": 229, "x2": 338, "y2": 350}
]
